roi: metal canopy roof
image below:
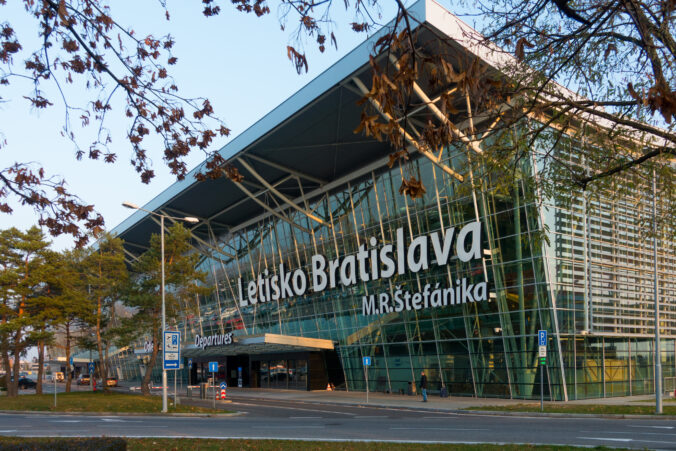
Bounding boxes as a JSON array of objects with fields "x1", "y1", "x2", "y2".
[
  {"x1": 111, "y1": 0, "x2": 500, "y2": 259},
  {"x1": 183, "y1": 333, "x2": 334, "y2": 358}
]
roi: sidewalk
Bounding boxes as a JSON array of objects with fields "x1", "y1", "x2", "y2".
[
  {"x1": 183, "y1": 386, "x2": 675, "y2": 410},
  {"x1": 119, "y1": 381, "x2": 674, "y2": 412}
]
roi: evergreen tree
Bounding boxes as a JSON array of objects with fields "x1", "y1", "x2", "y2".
[
  {"x1": 74, "y1": 235, "x2": 127, "y2": 390},
  {"x1": 118, "y1": 223, "x2": 208, "y2": 395},
  {"x1": 0, "y1": 227, "x2": 50, "y2": 397},
  {"x1": 25, "y1": 249, "x2": 63, "y2": 394}
]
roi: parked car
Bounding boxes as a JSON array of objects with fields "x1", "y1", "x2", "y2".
[
  {"x1": 18, "y1": 377, "x2": 37, "y2": 390},
  {"x1": 104, "y1": 377, "x2": 118, "y2": 387},
  {"x1": 76, "y1": 375, "x2": 90, "y2": 385}
]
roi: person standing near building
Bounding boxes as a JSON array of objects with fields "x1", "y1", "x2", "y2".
[{"x1": 420, "y1": 371, "x2": 428, "y2": 402}]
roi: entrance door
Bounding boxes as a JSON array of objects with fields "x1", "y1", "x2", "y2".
[{"x1": 270, "y1": 360, "x2": 288, "y2": 389}]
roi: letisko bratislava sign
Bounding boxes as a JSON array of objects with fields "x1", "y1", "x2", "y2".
[{"x1": 237, "y1": 221, "x2": 487, "y2": 316}]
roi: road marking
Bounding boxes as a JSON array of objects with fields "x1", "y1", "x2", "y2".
[
  {"x1": 580, "y1": 430, "x2": 676, "y2": 437},
  {"x1": 391, "y1": 427, "x2": 488, "y2": 431},
  {"x1": 251, "y1": 426, "x2": 325, "y2": 429},
  {"x1": 231, "y1": 401, "x2": 354, "y2": 416},
  {"x1": 48, "y1": 420, "x2": 82, "y2": 423},
  {"x1": 101, "y1": 418, "x2": 126, "y2": 422},
  {"x1": 289, "y1": 416, "x2": 322, "y2": 419},
  {"x1": 0, "y1": 430, "x2": 17, "y2": 433},
  {"x1": 627, "y1": 425, "x2": 674, "y2": 429},
  {"x1": 577, "y1": 437, "x2": 632, "y2": 442},
  {"x1": 353, "y1": 415, "x2": 387, "y2": 419}
]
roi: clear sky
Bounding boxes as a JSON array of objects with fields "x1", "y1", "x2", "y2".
[{"x1": 1, "y1": 0, "x2": 444, "y2": 250}]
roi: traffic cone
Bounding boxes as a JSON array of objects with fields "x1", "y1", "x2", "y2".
[{"x1": 326, "y1": 383, "x2": 333, "y2": 391}]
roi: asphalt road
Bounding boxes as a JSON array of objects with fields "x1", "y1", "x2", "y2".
[{"x1": 1, "y1": 395, "x2": 675, "y2": 449}]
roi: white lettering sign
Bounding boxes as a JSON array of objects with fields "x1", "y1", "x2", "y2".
[
  {"x1": 237, "y1": 221, "x2": 487, "y2": 315},
  {"x1": 194, "y1": 332, "x2": 234, "y2": 350}
]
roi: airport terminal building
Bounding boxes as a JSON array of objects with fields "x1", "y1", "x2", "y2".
[{"x1": 109, "y1": 1, "x2": 675, "y2": 401}]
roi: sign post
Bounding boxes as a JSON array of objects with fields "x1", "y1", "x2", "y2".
[
  {"x1": 237, "y1": 366, "x2": 243, "y2": 388},
  {"x1": 538, "y1": 330, "x2": 547, "y2": 412},
  {"x1": 188, "y1": 358, "x2": 193, "y2": 386},
  {"x1": 88, "y1": 362, "x2": 95, "y2": 392},
  {"x1": 163, "y1": 331, "x2": 181, "y2": 370},
  {"x1": 208, "y1": 361, "x2": 218, "y2": 409},
  {"x1": 363, "y1": 356, "x2": 371, "y2": 404}
]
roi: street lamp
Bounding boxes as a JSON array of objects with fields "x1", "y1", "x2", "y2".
[{"x1": 123, "y1": 201, "x2": 199, "y2": 413}]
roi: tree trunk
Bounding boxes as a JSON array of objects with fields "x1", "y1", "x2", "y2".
[
  {"x1": 36, "y1": 339, "x2": 44, "y2": 394},
  {"x1": 1, "y1": 340, "x2": 14, "y2": 397},
  {"x1": 96, "y1": 295, "x2": 107, "y2": 392},
  {"x1": 141, "y1": 327, "x2": 160, "y2": 396},
  {"x1": 65, "y1": 325, "x2": 72, "y2": 393},
  {"x1": 9, "y1": 330, "x2": 22, "y2": 397},
  {"x1": 104, "y1": 341, "x2": 111, "y2": 392}
]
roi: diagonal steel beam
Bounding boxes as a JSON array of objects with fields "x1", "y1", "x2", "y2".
[
  {"x1": 124, "y1": 241, "x2": 149, "y2": 251},
  {"x1": 223, "y1": 169, "x2": 311, "y2": 234},
  {"x1": 154, "y1": 212, "x2": 237, "y2": 259},
  {"x1": 205, "y1": 174, "x2": 294, "y2": 223},
  {"x1": 351, "y1": 77, "x2": 464, "y2": 182},
  {"x1": 387, "y1": 54, "x2": 483, "y2": 155},
  {"x1": 123, "y1": 248, "x2": 139, "y2": 262},
  {"x1": 245, "y1": 154, "x2": 326, "y2": 186},
  {"x1": 237, "y1": 158, "x2": 330, "y2": 228}
]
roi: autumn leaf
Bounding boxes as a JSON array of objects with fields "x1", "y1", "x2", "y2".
[{"x1": 515, "y1": 37, "x2": 533, "y2": 61}]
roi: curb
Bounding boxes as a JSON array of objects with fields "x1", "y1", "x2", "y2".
[
  {"x1": 453, "y1": 409, "x2": 676, "y2": 420},
  {"x1": 0, "y1": 410, "x2": 243, "y2": 417},
  {"x1": 225, "y1": 395, "x2": 676, "y2": 420}
]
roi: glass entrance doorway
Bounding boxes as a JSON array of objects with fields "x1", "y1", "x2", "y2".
[{"x1": 258, "y1": 358, "x2": 307, "y2": 390}]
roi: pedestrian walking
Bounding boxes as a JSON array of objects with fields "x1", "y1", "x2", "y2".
[{"x1": 420, "y1": 371, "x2": 428, "y2": 402}]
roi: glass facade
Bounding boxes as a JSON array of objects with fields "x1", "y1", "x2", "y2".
[{"x1": 107, "y1": 141, "x2": 672, "y2": 400}]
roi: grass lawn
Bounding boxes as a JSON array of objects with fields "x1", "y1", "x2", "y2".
[
  {"x1": 126, "y1": 439, "x2": 622, "y2": 451},
  {"x1": 0, "y1": 391, "x2": 224, "y2": 414},
  {"x1": 0, "y1": 438, "x2": 623, "y2": 451},
  {"x1": 467, "y1": 403, "x2": 676, "y2": 415}
]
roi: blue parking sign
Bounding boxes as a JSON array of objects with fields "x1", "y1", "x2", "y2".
[
  {"x1": 163, "y1": 331, "x2": 180, "y2": 370},
  {"x1": 538, "y1": 330, "x2": 547, "y2": 347},
  {"x1": 208, "y1": 361, "x2": 218, "y2": 372}
]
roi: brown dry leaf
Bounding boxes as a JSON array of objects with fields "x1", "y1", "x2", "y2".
[
  {"x1": 398, "y1": 176, "x2": 426, "y2": 199},
  {"x1": 515, "y1": 37, "x2": 533, "y2": 61}
]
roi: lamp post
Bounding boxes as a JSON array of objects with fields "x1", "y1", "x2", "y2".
[
  {"x1": 652, "y1": 169, "x2": 662, "y2": 415},
  {"x1": 123, "y1": 201, "x2": 198, "y2": 413}
]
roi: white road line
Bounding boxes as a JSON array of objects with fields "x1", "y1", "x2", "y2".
[
  {"x1": 231, "y1": 401, "x2": 354, "y2": 416},
  {"x1": 580, "y1": 430, "x2": 676, "y2": 436},
  {"x1": 353, "y1": 415, "x2": 388, "y2": 419},
  {"x1": 0, "y1": 430, "x2": 17, "y2": 433},
  {"x1": 289, "y1": 416, "x2": 322, "y2": 419},
  {"x1": 48, "y1": 420, "x2": 82, "y2": 423},
  {"x1": 250, "y1": 426, "x2": 325, "y2": 429},
  {"x1": 98, "y1": 426, "x2": 169, "y2": 428},
  {"x1": 577, "y1": 437, "x2": 632, "y2": 442},
  {"x1": 391, "y1": 427, "x2": 488, "y2": 431},
  {"x1": 627, "y1": 425, "x2": 674, "y2": 429}
]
